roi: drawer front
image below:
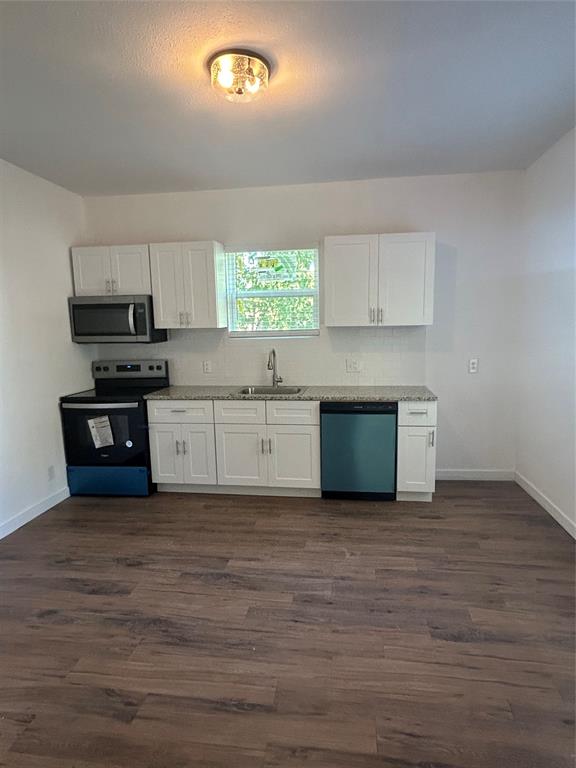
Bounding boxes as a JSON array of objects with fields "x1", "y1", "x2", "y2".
[
  {"x1": 147, "y1": 400, "x2": 214, "y2": 424},
  {"x1": 266, "y1": 400, "x2": 320, "y2": 426},
  {"x1": 214, "y1": 400, "x2": 266, "y2": 424},
  {"x1": 398, "y1": 401, "x2": 437, "y2": 426}
]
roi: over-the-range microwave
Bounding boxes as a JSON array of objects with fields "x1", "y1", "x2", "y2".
[{"x1": 68, "y1": 295, "x2": 167, "y2": 344}]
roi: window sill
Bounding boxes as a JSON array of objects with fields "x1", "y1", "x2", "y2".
[{"x1": 228, "y1": 329, "x2": 320, "y2": 340}]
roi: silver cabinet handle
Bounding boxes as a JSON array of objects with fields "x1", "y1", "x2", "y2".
[
  {"x1": 170, "y1": 409, "x2": 186, "y2": 413},
  {"x1": 268, "y1": 438, "x2": 272, "y2": 454},
  {"x1": 429, "y1": 430, "x2": 435, "y2": 447},
  {"x1": 179, "y1": 311, "x2": 183, "y2": 326},
  {"x1": 175, "y1": 440, "x2": 180, "y2": 455},
  {"x1": 369, "y1": 307, "x2": 375, "y2": 324},
  {"x1": 261, "y1": 438, "x2": 265, "y2": 455},
  {"x1": 105, "y1": 279, "x2": 111, "y2": 293},
  {"x1": 62, "y1": 402, "x2": 138, "y2": 410},
  {"x1": 111, "y1": 279, "x2": 117, "y2": 293},
  {"x1": 187, "y1": 312, "x2": 191, "y2": 326},
  {"x1": 378, "y1": 307, "x2": 383, "y2": 324},
  {"x1": 182, "y1": 440, "x2": 187, "y2": 455},
  {"x1": 409, "y1": 410, "x2": 428, "y2": 415}
]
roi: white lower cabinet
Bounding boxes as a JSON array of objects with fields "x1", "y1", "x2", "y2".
[
  {"x1": 215, "y1": 423, "x2": 320, "y2": 489},
  {"x1": 215, "y1": 424, "x2": 268, "y2": 486},
  {"x1": 182, "y1": 424, "x2": 217, "y2": 484},
  {"x1": 268, "y1": 425, "x2": 320, "y2": 489},
  {"x1": 397, "y1": 425, "x2": 437, "y2": 493},
  {"x1": 149, "y1": 423, "x2": 184, "y2": 484},
  {"x1": 149, "y1": 423, "x2": 216, "y2": 485}
]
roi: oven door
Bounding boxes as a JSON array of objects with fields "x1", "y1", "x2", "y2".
[
  {"x1": 60, "y1": 401, "x2": 148, "y2": 466},
  {"x1": 68, "y1": 296, "x2": 151, "y2": 343}
]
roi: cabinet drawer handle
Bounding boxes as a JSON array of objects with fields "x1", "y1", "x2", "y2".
[
  {"x1": 170, "y1": 409, "x2": 187, "y2": 413},
  {"x1": 409, "y1": 410, "x2": 428, "y2": 415}
]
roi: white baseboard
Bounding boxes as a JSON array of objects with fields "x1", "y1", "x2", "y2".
[
  {"x1": 514, "y1": 471, "x2": 575, "y2": 539},
  {"x1": 436, "y1": 469, "x2": 516, "y2": 481},
  {"x1": 0, "y1": 487, "x2": 70, "y2": 541}
]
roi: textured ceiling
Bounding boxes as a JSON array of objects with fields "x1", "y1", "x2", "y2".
[{"x1": 0, "y1": 1, "x2": 574, "y2": 196}]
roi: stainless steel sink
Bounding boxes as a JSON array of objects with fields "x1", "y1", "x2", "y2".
[{"x1": 238, "y1": 386, "x2": 304, "y2": 396}]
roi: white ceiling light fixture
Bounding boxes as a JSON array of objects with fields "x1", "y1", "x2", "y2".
[{"x1": 208, "y1": 49, "x2": 270, "y2": 103}]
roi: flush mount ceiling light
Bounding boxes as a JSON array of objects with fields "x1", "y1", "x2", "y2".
[{"x1": 208, "y1": 49, "x2": 270, "y2": 103}]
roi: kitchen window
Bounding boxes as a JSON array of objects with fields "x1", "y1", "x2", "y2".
[{"x1": 226, "y1": 249, "x2": 319, "y2": 337}]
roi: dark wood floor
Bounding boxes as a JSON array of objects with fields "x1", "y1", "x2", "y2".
[{"x1": 0, "y1": 482, "x2": 573, "y2": 768}]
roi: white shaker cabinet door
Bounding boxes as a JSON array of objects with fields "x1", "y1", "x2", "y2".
[
  {"x1": 324, "y1": 235, "x2": 379, "y2": 326},
  {"x1": 181, "y1": 242, "x2": 223, "y2": 328},
  {"x1": 182, "y1": 424, "x2": 217, "y2": 485},
  {"x1": 109, "y1": 245, "x2": 151, "y2": 295},
  {"x1": 397, "y1": 426, "x2": 436, "y2": 493},
  {"x1": 149, "y1": 423, "x2": 183, "y2": 484},
  {"x1": 71, "y1": 246, "x2": 111, "y2": 296},
  {"x1": 150, "y1": 243, "x2": 185, "y2": 328},
  {"x1": 267, "y1": 425, "x2": 320, "y2": 489},
  {"x1": 215, "y1": 424, "x2": 268, "y2": 486},
  {"x1": 378, "y1": 234, "x2": 435, "y2": 326}
]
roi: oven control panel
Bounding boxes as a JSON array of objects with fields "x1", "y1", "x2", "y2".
[{"x1": 92, "y1": 360, "x2": 168, "y2": 379}]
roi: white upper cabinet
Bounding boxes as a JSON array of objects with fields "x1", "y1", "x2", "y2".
[
  {"x1": 323, "y1": 232, "x2": 435, "y2": 326},
  {"x1": 109, "y1": 245, "x2": 151, "y2": 295},
  {"x1": 150, "y1": 241, "x2": 227, "y2": 329},
  {"x1": 324, "y1": 235, "x2": 378, "y2": 326},
  {"x1": 71, "y1": 245, "x2": 150, "y2": 296},
  {"x1": 71, "y1": 246, "x2": 111, "y2": 295},
  {"x1": 378, "y1": 234, "x2": 435, "y2": 325},
  {"x1": 149, "y1": 243, "x2": 183, "y2": 328}
]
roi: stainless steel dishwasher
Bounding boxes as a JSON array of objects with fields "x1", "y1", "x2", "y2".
[{"x1": 320, "y1": 402, "x2": 397, "y2": 500}]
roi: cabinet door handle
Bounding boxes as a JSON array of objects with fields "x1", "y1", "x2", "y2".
[
  {"x1": 182, "y1": 440, "x2": 187, "y2": 455},
  {"x1": 261, "y1": 438, "x2": 266, "y2": 455},
  {"x1": 369, "y1": 307, "x2": 375, "y2": 324},
  {"x1": 378, "y1": 307, "x2": 383, "y2": 324},
  {"x1": 105, "y1": 279, "x2": 111, "y2": 293},
  {"x1": 429, "y1": 430, "x2": 435, "y2": 447},
  {"x1": 175, "y1": 440, "x2": 180, "y2": 455},
  {"x1": 111, "y1": 279, "x2": 117, "y2": 293},
  {"x1": 187, "y1": 312, "x2": 191, "y2": 326},
  {"x1": 179, "y1": 311, "x2": 183, "y2": 326},
  {"x1": 268, "y1": 438, "x2": 272, "y2": 454}
]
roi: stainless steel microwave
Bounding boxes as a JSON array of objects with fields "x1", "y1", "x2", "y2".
[{"x1": 68, "y1": 295, "x2": 167, "y2": 344}]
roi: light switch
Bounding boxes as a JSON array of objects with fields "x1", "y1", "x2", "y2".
[{"x1": 468, "y1": 358, "x2": 479, "y2": 374}]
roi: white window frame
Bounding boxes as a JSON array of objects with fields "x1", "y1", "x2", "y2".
[{"x1": 226, "y1": 249, "x2": 320, "y2": 338}]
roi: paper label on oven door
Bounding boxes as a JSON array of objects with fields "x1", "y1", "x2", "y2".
[{"x1": 87, "y1": 415, "x2": 114, "y2": 449}]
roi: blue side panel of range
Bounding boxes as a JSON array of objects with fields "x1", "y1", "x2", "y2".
[{"x1": 67, "y1": 466, "x2": 151, "y2": 496}]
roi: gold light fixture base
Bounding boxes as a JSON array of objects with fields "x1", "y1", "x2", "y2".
[{"x1": 208, "y1": 49, "x2": 270, "y2": 103}]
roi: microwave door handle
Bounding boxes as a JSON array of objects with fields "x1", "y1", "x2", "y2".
[{"x1": 128, "y1": 303, "x2": 136, "y2": 335}]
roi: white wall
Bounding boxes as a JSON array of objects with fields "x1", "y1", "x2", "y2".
[
  {"x1": 0, "y1": 160, "x2": 93, "y2": 538},
  {"x1": 84, "y1": 171, "x2": 522, "y2": 478},
  {"x1": 515, "y1": 130, "x2": 575, "y2": 536}
]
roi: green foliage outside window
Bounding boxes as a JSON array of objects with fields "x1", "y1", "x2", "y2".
[{"x1": 226, "y1": 249, "x2": 319, "y2": 334}]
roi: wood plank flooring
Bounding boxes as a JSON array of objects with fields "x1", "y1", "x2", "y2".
[{"x1": 0, "y1": 481, "x2": 573, "y2": 767}]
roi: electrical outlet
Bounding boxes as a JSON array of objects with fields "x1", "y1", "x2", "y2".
[
  {"x1": 202, "y1": 360, "x2": 212, "y2": 374},
  {"x1": 346, "y1": 358, "x2": 362, "y2": 373},
  {"x1": 468, "y1": 358, "x2": 479, "y2": 374},
  {"x1": 47, "y1": 465, "x2": 55, "y2": 481}
]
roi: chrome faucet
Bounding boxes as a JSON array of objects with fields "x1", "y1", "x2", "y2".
[{"x1": 267, "y1": 348, "x2": 283, "y2": 388}]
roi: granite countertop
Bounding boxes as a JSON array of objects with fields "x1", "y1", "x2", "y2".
[{"x1": 144, "y1": 385, "x2": 437, "y2": 402}]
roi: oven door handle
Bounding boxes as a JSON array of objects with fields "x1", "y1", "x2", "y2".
[
  {"x1": 128, "y1": 303, "x2": 136, "y2": 335},
  {"x1": 61, "y1": 402, "x2": 140, "y2": 410}
]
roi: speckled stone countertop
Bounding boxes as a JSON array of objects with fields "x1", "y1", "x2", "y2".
[{"x1": 144, "y1": 385, "x2": 437, "y2": 402}]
